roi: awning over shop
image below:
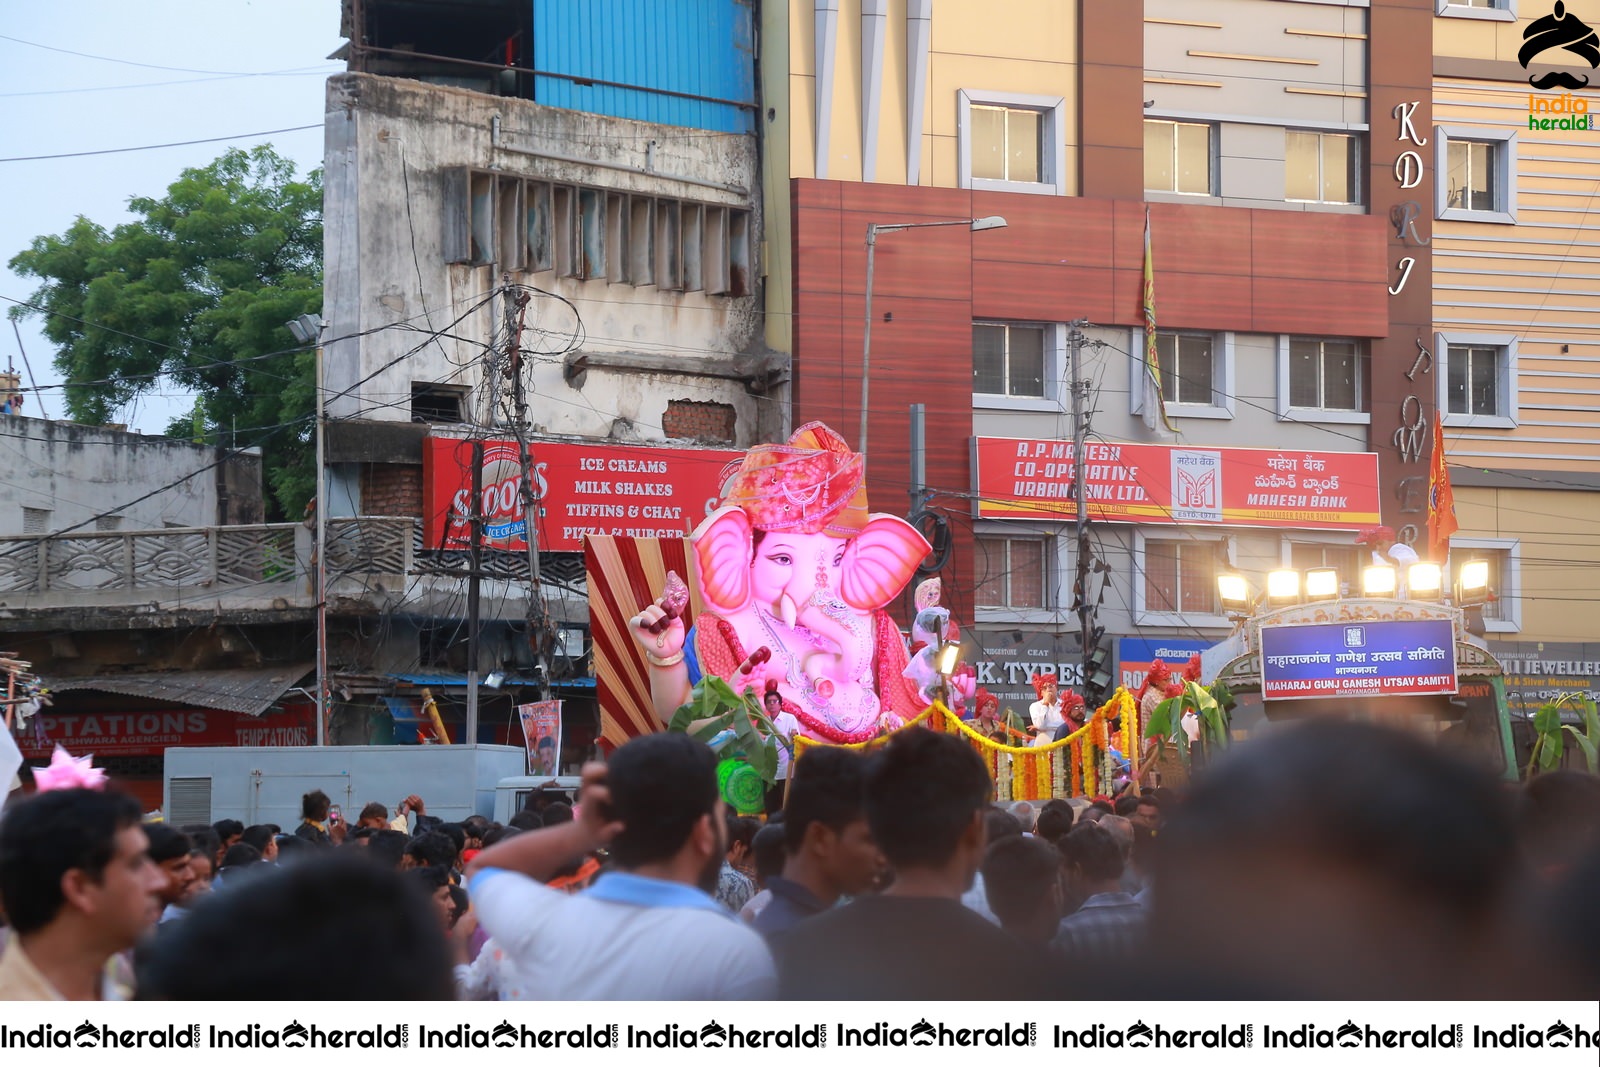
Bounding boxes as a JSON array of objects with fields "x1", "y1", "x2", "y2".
[
  {"x1": 44, "y1": 664, "x2": 314, "y2": 717},
  {"x1": 386, "y1": 673, "x2": 595, "y2": 689}
]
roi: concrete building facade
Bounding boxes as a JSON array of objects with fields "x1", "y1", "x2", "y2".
[{"x1": 317, "y1": 1, "x2": 785, "y2": 760}]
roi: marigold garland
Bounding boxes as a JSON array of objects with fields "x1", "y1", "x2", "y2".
[{"x1": 792, "y1": 695, "x2": 1140, "y2": 801}]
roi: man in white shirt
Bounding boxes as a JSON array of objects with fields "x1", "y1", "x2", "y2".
[
  {"x1": 1028, "y1": 673, "x2": 1065, "y2": 748},
  {"x1": 466, "y1": 732, "x2": 777, "y2": 1000},
  {"x1": 1358, "y1": 525, "x2": 1420, "y2": 595}
]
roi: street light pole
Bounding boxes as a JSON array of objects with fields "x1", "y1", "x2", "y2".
[
  {"x1": 858, "y1": 215, "x2": 1007, "y2": 458},
  {"x1": 286, "y1": 312, "x2": 328, "y2": 747}
]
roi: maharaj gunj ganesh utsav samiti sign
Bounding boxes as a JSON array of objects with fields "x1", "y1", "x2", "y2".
[{"x1": 971, "y1": 437, "x2": 1381, "y2": 531}]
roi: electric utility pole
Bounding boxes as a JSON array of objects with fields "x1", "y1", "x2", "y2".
[
  {"x1": 1068, "y1": 320, "x2": 1094, "y2": 699},
  {"x1": 506, "y1": 288, "x2": 552, "y2": 702}
]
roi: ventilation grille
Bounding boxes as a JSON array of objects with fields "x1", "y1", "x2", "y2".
[{"x1": 168, "y1": 777, "x2": 213, "y2": 827}]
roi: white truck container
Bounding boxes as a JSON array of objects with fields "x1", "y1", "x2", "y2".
[
  {"x1": 491, "y1": 775, "x2": 584, "y2": 822},
  {"x1": 162, "y1": 745, "x2": 527, "y2": 828}
]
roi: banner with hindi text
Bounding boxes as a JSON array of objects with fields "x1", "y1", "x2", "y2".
[{"x1": 973, "y1": 437, "x2": 1380, "y2": 531}]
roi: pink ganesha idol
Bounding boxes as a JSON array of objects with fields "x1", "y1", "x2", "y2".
[{"x1": 629, "y1": 422, "x2": 930, "y2": 744}]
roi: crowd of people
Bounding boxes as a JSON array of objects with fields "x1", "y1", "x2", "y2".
[{"x1": 1, "y1": 718, "x2": 1598, "y2": 1001}]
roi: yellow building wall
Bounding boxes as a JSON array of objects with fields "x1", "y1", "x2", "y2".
[
  {"x1": 1432, "y1": 78, "x2": 1600, "y2": 473},
  {"x1": 788, "y1": 0, "x2": 1079, "y2": 188},
  {"x1": 1454, "y1": 486, "x2": 1600, "y2": 643},
  {"x1": 1435, "y1": 10, "x2": 1543, "y2": 63}
]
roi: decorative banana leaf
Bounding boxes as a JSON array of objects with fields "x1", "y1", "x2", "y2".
[{"x1": 666, "y1": 675, "x2": 783, "y2": 785}]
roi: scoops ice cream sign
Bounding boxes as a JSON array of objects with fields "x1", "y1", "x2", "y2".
[{"x1": 422, "y1": 438, "x2": 743, "y2": 552}]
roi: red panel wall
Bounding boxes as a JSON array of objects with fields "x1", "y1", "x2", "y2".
[{"x1": 791, "y1": 179, "x2": 1391, "y2": 618}]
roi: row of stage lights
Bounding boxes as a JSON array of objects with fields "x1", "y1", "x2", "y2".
[{"x1": 1217, "y1": 559, "x2": 1493, "y2": 616}]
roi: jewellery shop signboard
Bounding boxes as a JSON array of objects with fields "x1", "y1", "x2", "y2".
[
  {"x1": 972, "y1": 437, "x2": 1380, "y2": 530},
  {"x1": 1259, "y1": 618, "x2": 1458, "y2": 701},
  {"x1": 422, "y1": 438, "x2": 744, "y2": 553}
]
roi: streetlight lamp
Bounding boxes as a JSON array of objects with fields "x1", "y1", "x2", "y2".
[
  {"x1": 860, "y1": 215, "x2": 1007, "y2": 458},
  {"x1": 286, "y1": 312, "x2": 327, "y2": 747}
]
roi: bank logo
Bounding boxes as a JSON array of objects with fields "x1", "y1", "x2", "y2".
[
  {"x1": 1170, "y1": 450, "x2": 1222, "y2": 523},
  {"x1": 1521, "y1": 2, "x2": 1600, "y2": 90}
]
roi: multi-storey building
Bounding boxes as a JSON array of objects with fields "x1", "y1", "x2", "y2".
[
  {"x1": 764, "y1": 0, "x2": 1440, "y2": 716},
  {"x1": 1430, "y1": 0, "x2": 1600, "y2": 718},
  {"x1": 320, "y1": 0, "x2": 785, "y2": 759}
]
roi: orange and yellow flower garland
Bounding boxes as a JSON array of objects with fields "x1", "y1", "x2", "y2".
[{"x1": 790, "y1": 690, "x2": 1139, "y2": 801}]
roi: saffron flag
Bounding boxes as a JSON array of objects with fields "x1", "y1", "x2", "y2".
[
  {"x1": 1427, "y1": 411, "x2": 1458, "y2": 560},
  {"x1": 1142, "y1": 209, "x2": 1176, "y2": 436}
]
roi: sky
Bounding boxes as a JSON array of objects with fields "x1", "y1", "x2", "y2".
[{"x1": 0, "y1": 0, "x2": 340, "y2": 432}]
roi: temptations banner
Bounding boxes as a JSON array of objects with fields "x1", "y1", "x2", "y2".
[{"x1": 972, "y1": 437, "x2": 1381, "y2": 530}]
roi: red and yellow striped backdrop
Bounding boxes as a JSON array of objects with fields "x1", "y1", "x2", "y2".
[{"x1": 584, "y1": 535, "x2": 706, "y2": 749}]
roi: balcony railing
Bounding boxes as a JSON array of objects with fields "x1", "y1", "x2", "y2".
[{"x1": 0, "y1": 517, "x2": 416, "y2": 598}]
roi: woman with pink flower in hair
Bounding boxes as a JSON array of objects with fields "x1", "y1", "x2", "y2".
[{"x1": 628, "y1": 423, "x2": 930, "y2": 745}]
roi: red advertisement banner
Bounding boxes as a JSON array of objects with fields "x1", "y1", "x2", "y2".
[
  {"x1": 422, "y1": 438, "x2": 744, "y2": 553},
  {"x1": 17, "y1": 706, "x2": 315, "y2": 759},
  {"x1": 973, "y1": 437, "x2": 1381, "y2": 530}
]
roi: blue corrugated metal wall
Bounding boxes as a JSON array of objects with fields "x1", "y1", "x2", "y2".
[{"x1": 531, "y1": 0, "x2": 755, "y2": 134}]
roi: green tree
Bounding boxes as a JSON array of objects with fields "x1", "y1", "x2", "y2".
[{"x1": 9, "y1": 145, "x2": 321, "y2": 519}]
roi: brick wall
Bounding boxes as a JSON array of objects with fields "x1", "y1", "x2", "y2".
[
  {"x1": 360, "y1": 464, "x2": 423, "y2": 517},
  {"x1": 662, "y1": 399, "x2": 736, "y2": 443}
]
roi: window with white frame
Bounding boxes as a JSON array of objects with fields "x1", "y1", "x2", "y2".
[
  {"x1": 1448, "y1": 344, "x2": 1500, "y2": 416},
  {"x1": 1436, "y1": 0, "x2": 1515, "y2": 22},
  {"x1": 1286, "y1": 130, "x2": 1359, "y2": 205},
  {"x1": 971, "y1": 105, "x2": 1042, "y2": 184},
  {"x1": 975, "y1": 536, "x2": 1049, "y2": 609},
  {"x1": 1132, "y1": 329, "x2": 1235, "y2": 421},
  {"x1": 958, "y1": 90, "x2": 1067, "y2": 195},
  {"x1": 1156, "y1": 331, "x2": 1215, "y2": 405},
  {"x1": 1277, "y1": 335, "x2": 1368, "y2": 424},
  {"x1": 1144, "y1": 120, "x2": 1214, "y2": 196},
  {"x1": 1435, "y1": 127, "x2": 1517, "y2": 224},
  {"x1": 973, "y1": 322, "x2": 1053, "y2": 400},
  {"x1": 1436, "y1": 331, "x2": 1518, "y2": 428},
  {"x1": 1285, "y1": 336, "x2": 1363, "y2": 414},
  {"x1": 1141, "y1": 538, "x2": 1220, "y2": 618},
  {"x1": 1451, "y1": 540, "x2": 1520, "y2": 630}
]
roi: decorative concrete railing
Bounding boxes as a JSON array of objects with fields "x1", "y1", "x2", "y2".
[{"x1": 0, "y1": 517, "x2": 415, "y2": 596}]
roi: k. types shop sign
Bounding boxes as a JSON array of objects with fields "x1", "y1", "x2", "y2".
[
  {"x1": 18, "y1": 707, "x2": 314, "y2": 758},
  {"x1": 422, "y1": 439, "x2": 743, "y2": 552},
  {"x1": 972, "y1": 437, "x2": 1380, "y2": 530}
]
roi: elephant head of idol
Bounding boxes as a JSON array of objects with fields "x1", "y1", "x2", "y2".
[{"x1": 692, "y1": 423, "x2": 931, "y2": 740}]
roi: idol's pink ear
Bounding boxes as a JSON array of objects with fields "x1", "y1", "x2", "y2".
[
  {"x1": 839, "y1": 514, "x2": 931, "y2": 611},
  {"x1": 692, "y1": 506, "x2": 754, "y2": 612}
]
